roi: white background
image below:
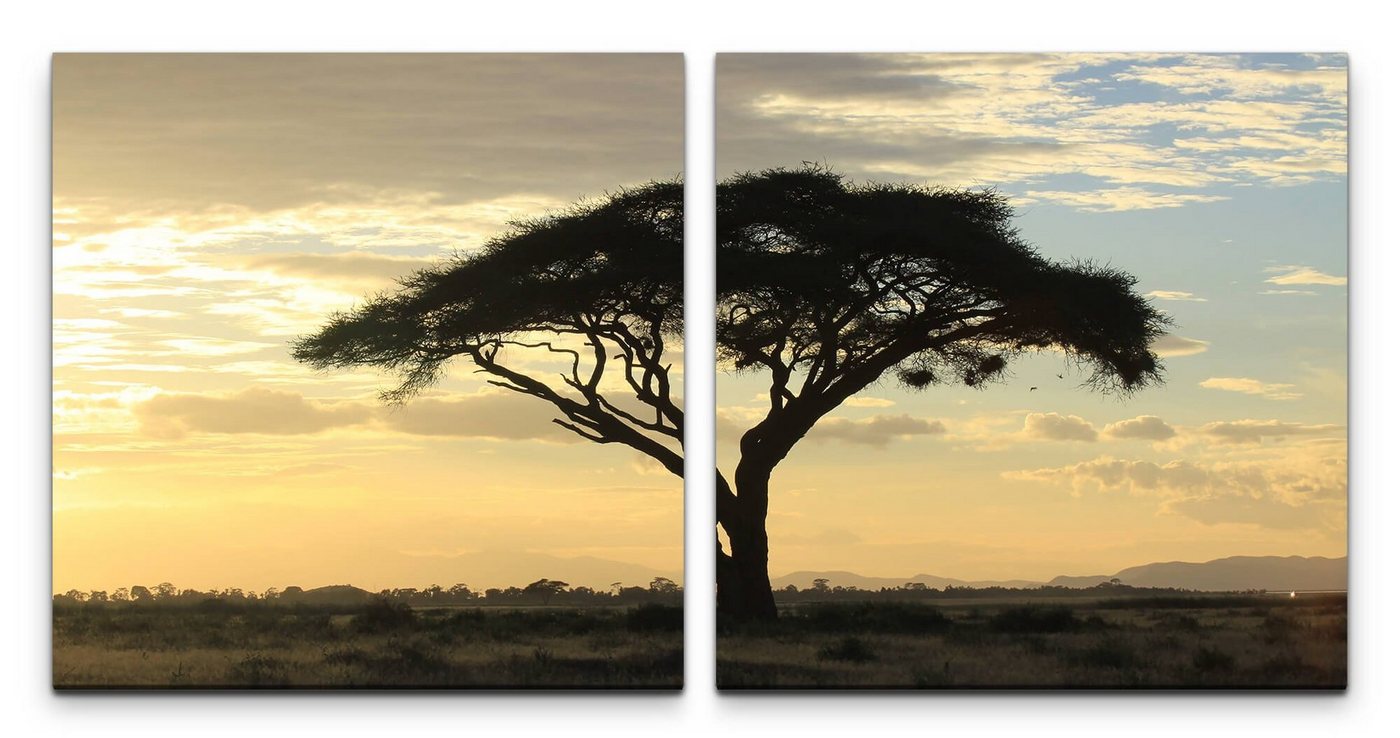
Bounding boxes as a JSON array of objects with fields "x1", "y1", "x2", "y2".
[{"x1": 3, "y1": 0, "x2": 1395, "y2": 734}]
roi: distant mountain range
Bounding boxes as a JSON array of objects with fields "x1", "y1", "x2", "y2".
[
  {"x1": 377, "y1": 550, "x2": 680, "y2": 592},
  {"x1": 259, "y1": 550, "x2": 681, "y2": 595},
  {"x1": 773, "y1": 555, "x2": 1347, "y2": 593}
]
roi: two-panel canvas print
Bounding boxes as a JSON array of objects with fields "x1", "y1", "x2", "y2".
[{"x1": 54, "y1": 53, "x2": 1346, "y2": 690}]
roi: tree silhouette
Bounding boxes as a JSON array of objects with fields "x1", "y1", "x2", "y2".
[
  {"x1": 715, "y1": 167, "x2": 1168, "y2": 620},
  {"x1": 523, "y1": 578, "x2": 570, "y2": 605},
  {"x1": 293, "y1": 180, "x2": 684, "y2": 475},
  {"x1": 649, "y1": 576, "x2": 680, "y2": 595}
]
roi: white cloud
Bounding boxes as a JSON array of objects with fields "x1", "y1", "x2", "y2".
[
  {"x1": 1103, "y1": 415, "x2": 1177, "y2": 441},
  {"x1": 1004, "y1": 445, "x2": 1346, "y2": 530},
  {"x1": 844, "y1": 396, "x2": 896, "y2": 408},
  {"x1": 1023, "y1": 412, "x2": 1098, "y2": 442},
  {"x1": 1265, "y1": 265, "x2": 1347, "y2": 287},
  {"x1": 1200, "y1": 377, "x2": 1301, "y2": 401},
  {"x1": 1200, "y1": 419, "x2": 1344, "y2": 444},
  {"x1": 807, "y1": 414, "x2": 946, "y2": 447},
  {"x1": 719, "y1": 53, "x2": 1347, "y2": 208},
  {"x1": 1146, "y1": 290, "x2": 1206, "y2": 302},
  {"x1": 1021, "y1": 187, "x2": 1229, "y2": 213},
  {"x1": 1152, "y1": 335, "x2": 1211, "y2": 357}
]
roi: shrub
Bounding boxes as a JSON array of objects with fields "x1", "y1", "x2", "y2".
[
  {"x1": 627, "y1": 604, "x2": 683, "y2": 632},
  {"x1": 990, "y1": 606, "x2": 1081, "y2": 634},
  {"x1": 1074, "y1": 639, "x2": 1136, "y2": 669},
  {"x1": 817, "y1": 636, "x2": 877, "y2": 663},
  {"x1": 800, "y1": 602, "x2": 951, "y2": 634},
  {"x1": 1193, "y1": 645, "x2": 1235, "y2": 673},
  {"x1": 226, "y1": 654, "x2": 289, "y2": 686},
  {"x1": 354, "y1": 597, "x2": 416, "y2": 632}
]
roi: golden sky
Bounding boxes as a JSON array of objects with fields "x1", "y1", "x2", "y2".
[
  {"x1": 52, "y1": 54, "x2": 685, "y2": 594},
  {"x1": 717, "y1": 54, "x2": 1347, "y2": 582}
]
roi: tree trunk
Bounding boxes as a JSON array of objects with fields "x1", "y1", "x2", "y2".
[
  {"x1": 716, "y1": 462, "x2": 779, "y2": 621},
  {"x1": 721, "y1": 523, "x2": 777, "y2": 621}
]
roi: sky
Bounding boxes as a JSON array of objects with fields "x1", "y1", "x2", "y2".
[
  {"x1": 52, "y1": 54, "x2": 684, "y2": 594},
  {"x1": 717, "y1": 53, "x2": 1348, "y2": 582}
]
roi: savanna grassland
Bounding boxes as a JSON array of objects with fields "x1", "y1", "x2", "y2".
[
  {"x1": 54, "y1": 601, "x2": 683, "y2": 689},
  {"x1": 717, "y1": 593, "x2": 1346, "y2": 689}
]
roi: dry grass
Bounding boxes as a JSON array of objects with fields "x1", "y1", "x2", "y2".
[
  {"x1": 718, "y1": 594, "x2": 1345, "y2": 689},
  {"x1": 54, "y1": 604, "x2": 682, "y2": 689}
]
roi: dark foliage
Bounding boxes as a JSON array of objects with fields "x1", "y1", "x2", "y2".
[
  {"x1": 717, "y1": 166, "x2": 1168, "y2": 397},
  {"x1": 1193, "y1": 645, "x2": 1236, "y2": 673},
  {"x1": 354, "y1": 598, "x2": 416, "y2": 632},
  {"x1": 817, "y1": 636, "x2": 878, "y2": 663},
  {"x1": 292, "y1": 180, "x2": 685, "y2": 476},
  {"x1": 989, "y1": 606, "x2": 1082, "y2": 634},
  {"x1": 798, "y1": 602, "x2": 952, "y2": 634},
  {"x1": 626, "y1": 604, "x2": 684, "y2": 632}
]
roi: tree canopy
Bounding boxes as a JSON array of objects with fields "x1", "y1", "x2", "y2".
[
  {"x1": 293, "y1": 180, "x2": 685, "y2": 475},
  {"x1": 718, "y1": 167, "x2": 1165, "y2": 408}
]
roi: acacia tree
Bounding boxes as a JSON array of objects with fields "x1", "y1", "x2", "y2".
[
  {"x1": 293, "y1": 169, "x2": 1167, "y2": 624},
  {"x1": 714, "y1": 168, "x2": 1168, "y2": 620},
  {"x1": 293, "y1": 180, "x2": 685, "y2": 478},
  {"x1": 523, "y1": 578, "x2": 570, "y2": 605}
]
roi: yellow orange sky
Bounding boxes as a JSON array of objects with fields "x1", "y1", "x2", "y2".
[
  {"x1": 52, "y1": 54, "x2": 685, "y2": 594},
  {"x1": 53, "y1": 53, "x2": 1348, "y2": 594}
]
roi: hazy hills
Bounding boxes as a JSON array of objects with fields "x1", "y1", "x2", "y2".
[
  {"x1": 774, "y1": 555, "x2": 1347, "y2": 592},
  {"x1": 242, "y1": 550, "x2": 680, "y2": 598},
  {"x1": 772, "y1": 571, "x2": 1043, "y2": 591}
]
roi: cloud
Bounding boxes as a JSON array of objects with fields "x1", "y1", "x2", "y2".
[
  {"x1": 135, "y1": 387, "x2": 372, "y2": 438},
  {"x1": 806, "y1": 414, "x2": 946, "y2": 447},
  {"x1": 382, "y1": 394, "x2": 584, "y2": 443},
  {"x1": 1265, "y1": 265, "x2": 1347, "y2": 287},
  {"x1": 1152, "y1": 335, "x2": 1210, "y2": 357},
  {"x1": 134, "y1": 388, "x2": 584, "y2": 443},
  {"x1": 1023, "y1": 412, "x2": 1098, "y2": 442},
  {"x1": 1021, "y1": 187, "x2": 1229, "y2": 212},
  {"x1": 1004, "y1": 448, "x2": 1346, "y2": 530},
  {"x1": 1260, "y1": 289, "x2": 1318, "y2": 296},
  {"x1": 844, "y1": 396, "x2": 897, "y2": 408},
  {"x1": 240, "y1": 253, "x2": 437, "y2": 285},
  {"x1": 1200, "y1": 377, "x2": 1301, "y2": 401},
  {"x1": 718, "y1": 53, "x2": 1346, "y2": 207},
  {"x1": 1103, "y1": 415, "x2": 1177, "y2": 441},
  {"x1": 1146, "y1": 290, "x2": 1206, "y2": 302},
  {"x1": 54, "y1": 54, "x2": 683, "y2": 213},
  {"x1": 1200, "y1": 419, "x2": 1344, "y2": 444}
]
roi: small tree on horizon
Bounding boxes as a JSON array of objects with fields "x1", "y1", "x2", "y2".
[{"x1": 523, "y1": 578, "x2": 570, "y2": 605}]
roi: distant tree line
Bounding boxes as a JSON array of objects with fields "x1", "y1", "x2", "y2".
[
  {"x1": 53, "y1": 577, "x2": 683, "y2": 610},
  {"x1": 772, "y1": 578, "x2": 1268, "y2": 603}
]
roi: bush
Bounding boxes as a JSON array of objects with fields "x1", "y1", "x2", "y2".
[
  {"x1": 990, "y1": 606, "x2": 1081, "y2": 634},
  {"x1": 799, "y1": 602, "x2": 951, "y2": 634},
  {"x1": 225, "y1": 654, "x2": 289, "y2": 686},
  {"x1": 817, "y1": 636, "x2": 877, "y2": 663},
  {"x1": 627, "y1": 604, "x2": 683, "y2": 632},
  {"x1": 1193, "y1": 645, "x2": 1235, "y2": 673},
  {"x1": 354, "y1": 598, "x2": 416, "y2": 632},
  {"x1": 1074, "y1": 639, "x2": 1136, "y2": 669}
]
